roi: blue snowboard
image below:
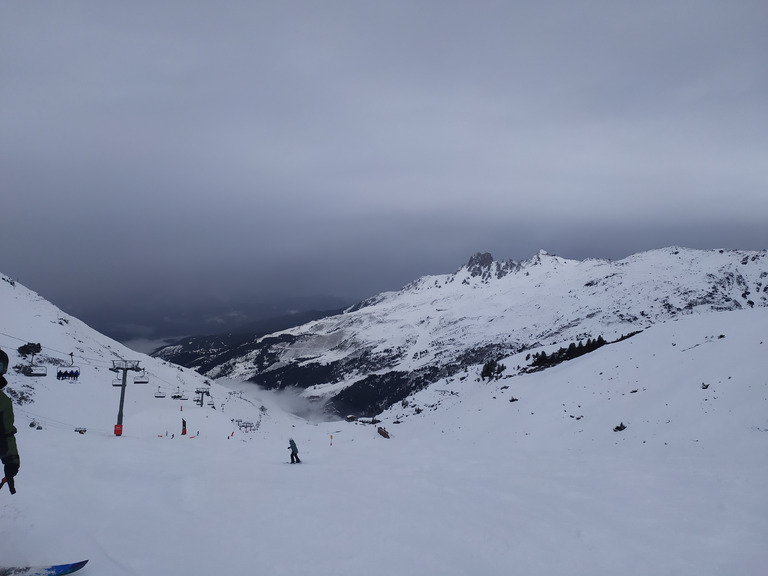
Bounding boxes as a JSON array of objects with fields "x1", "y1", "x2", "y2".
[{"x1": 0, "y1": 560, "x2": 88, "y2": 576}]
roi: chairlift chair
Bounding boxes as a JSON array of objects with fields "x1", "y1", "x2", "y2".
[
  {"x1": 112, "y1": 378, "x2": 124, "y2": 387},
  {"x1": 171, "y1": 387, "x2": 183, "y2": 400},
  {"x1": 57, "y1": 367, "x2": 81, "y2": 380},
  {"x1": 23, "y1": 364, "x2": 47, "y2": 377},
  {"x1": 154, "y1": 386, "x2": 166, "y2": 399},
  {"x1": 57, "y1": 353, "x2": 80, "y2": 381},
  {"x1": 134, "y1": 370, "x2": 149, "y2": 384}
]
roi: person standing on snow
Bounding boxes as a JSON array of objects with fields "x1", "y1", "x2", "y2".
[
  {"x1": 288, "y1": 438, "x2": 301, "y2": 464},
  {"x1": 0, "y1": 348, "x2": 20, "y2": 493}
]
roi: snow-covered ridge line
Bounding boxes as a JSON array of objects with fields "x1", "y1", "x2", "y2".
[{"x1": 159, "y1": 246, "x2": 768, "y2": 417}]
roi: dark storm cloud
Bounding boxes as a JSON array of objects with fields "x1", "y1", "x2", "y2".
[{"x1": 1, "y1": 1, "x2": 767, "y2": 341}]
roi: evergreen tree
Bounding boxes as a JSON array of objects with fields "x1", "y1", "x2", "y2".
[{"x1": 18, "y1": 342, "x2": 42, "y2": 357}]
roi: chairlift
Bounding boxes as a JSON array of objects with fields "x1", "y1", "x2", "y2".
[
  {"x1": 17, "y1": 345, "x2": 44, "y2": 377},
  {"x1": 193, "y1": 387, "x2": 209, "y2": 406},
  {"x1": 171, "y1": 387, "x2": 183, "y2": 400},
  {"x1": 112, "y1": 378, "x2": 124, "y2": 387},
  {"x1": 22, "y1": 364, "x2": 47, "y2": 377},
  {"x1": 154, "y1": 386, "x2": 166, "y2": 399},
  {"x1": 134, "y1": 370, "x2": 149, "y2": 385},
  {"x1": 57, "y1": 367, "x2": 80, "y2": 380},
  {"x1": 57, "y1": 353, "x2": 80, "y2": 381}
]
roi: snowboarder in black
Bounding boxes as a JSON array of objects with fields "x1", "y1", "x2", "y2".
[
  {"x1": 288, "y1": 438, "x2": 301, "y2": 464},
  {"x1": 0, "y1": 348, "x2": 20, "y2": 493}
]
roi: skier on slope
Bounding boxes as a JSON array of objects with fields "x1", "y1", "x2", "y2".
[
  {"x1": 288, "y1": 438, "x2": 301, "y2": 464},
  {"x1": 0, "y1": 348, "x2": 20, "y2": 493}
]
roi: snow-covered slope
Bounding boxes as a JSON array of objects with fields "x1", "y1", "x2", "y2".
[
  {"x1": 0, "y1": 274, "x2": 282, "y2": 439},
  {"x1": 164, "y1": 247, "x2": 768, "y2": 416},
  {"x1": 1, "y1": 265, "x2": 767, "y2": 575}
]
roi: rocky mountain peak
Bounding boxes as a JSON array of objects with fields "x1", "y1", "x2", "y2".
[
  {"x1": 466, "y1": 252, "x2": 495, "y2": 274},
  {"x1": 464, "y1": 252, "x2": 518, "y2": 281}
]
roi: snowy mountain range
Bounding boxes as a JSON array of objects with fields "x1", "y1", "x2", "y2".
[
  {"x1": 1, "y1": 247, "x2": 767, "y2": 575},
  {"x1": 155, "y1": 246, "x2": 768, "y2": 417}
]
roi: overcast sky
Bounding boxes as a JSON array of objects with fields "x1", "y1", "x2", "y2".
[{"x1": 2, "y1": 1, "x2": 767, "y2": 341}]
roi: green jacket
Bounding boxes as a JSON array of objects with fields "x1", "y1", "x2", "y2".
[{"x1": 0, "y1": 388, "x2": 19, "y2": 468}]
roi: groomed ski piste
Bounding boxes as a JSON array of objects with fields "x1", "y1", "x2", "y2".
[{"x1": 1, "y1": 275, "x2": 767, "y2": 575}]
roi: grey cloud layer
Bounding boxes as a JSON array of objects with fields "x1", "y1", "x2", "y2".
[{"x1": 1, "y1": 1, "x2": 766, "y2": 337}]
